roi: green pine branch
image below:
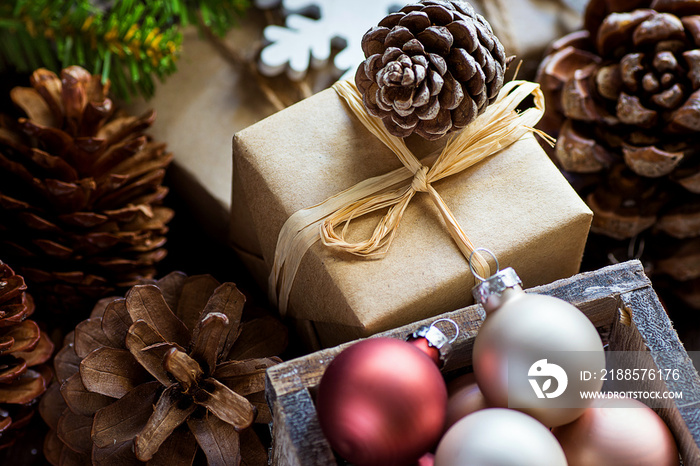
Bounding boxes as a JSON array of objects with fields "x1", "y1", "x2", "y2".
[
  {"x1": 172, "y1": 0, "x2": 249, "y2": 37},
  {"x1": 0, "y1": 0, "x2": 249, "y2": 100}
]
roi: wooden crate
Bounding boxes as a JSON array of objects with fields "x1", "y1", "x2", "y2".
[{"x1": 265, "y1": 260, "x2": 700, "y2": 465}]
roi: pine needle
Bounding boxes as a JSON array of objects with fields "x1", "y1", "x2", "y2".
[{"x1": 0, "y1": 0, "x2": 250, "y2": 100}]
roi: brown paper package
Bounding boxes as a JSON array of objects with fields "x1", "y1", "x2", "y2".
[{"x1": 230, "y1": 87, "x2": 592, "y2": 349}]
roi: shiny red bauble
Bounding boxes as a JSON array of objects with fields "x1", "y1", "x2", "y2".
[{"x1": 316, "y1": 337, "x2": 448, "y2": 466}]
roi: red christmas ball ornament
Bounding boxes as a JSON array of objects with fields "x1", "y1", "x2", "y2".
[{"x1": 316, "y1": 322, "x2": 455, "y2": 466}]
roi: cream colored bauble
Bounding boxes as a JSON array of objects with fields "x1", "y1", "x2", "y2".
[
  {"x1": 553, "y1": 397, "x2": 680, "y2": 466},
  {"x1": 471, "y1": 267, "x2": 605, "y2": 427},
  {"x1": 434, "y1": 408, "x2": 567, "y2": 466}
]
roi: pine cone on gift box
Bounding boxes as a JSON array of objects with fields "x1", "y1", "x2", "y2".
[
  {"x1": 0, "y1": 261, "x2": 53, "y2": 450},
  {"x1": 537, "y1": 0, "x2": 700, "y2": 305},
  {"x1": 0, "y1": 66, "x2": 173, "y2": 316},
  {"x1": 39, "y1": 272, "x2": 287, "y2": 465},
  {"x1": 356, "y1": 0, "x2": 508, "y2": 140}
]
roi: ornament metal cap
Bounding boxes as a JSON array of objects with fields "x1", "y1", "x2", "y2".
[
  {"x1": 471, "y1": 267, "x2": 522, "y2": 305},
  {"x1": 469, "y1": 249, "x2": 523, "y2": 309},
  {"x1": 411, "y1": 318, "x2": 459, "y2": 366}
]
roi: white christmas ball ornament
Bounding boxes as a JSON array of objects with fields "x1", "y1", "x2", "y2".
[
  {"x1": 434, "y1": 408, "x2": 567, "y2": 466},
  {"x1": 471, "y1": 260, "x2": 605, "y2": 427}
]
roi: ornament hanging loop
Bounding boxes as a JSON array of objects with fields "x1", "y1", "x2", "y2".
[
  {"x1": 430, "y1": 318, "x2": 460, "y2": 344},
  {"x1": 469, "y1": 248, "x2": 500, "y2": 282},
  {"x1": 411, "y1": 317, "x2": 461, "y2": 366}
]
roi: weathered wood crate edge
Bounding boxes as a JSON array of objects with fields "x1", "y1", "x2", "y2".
[{"x1": 265, "y1": 260, "x2": 700, "y2": 466}]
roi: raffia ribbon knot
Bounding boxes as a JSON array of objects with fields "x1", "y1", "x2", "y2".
[
  {"x1": 269, "y1": 79, "x2": 549, "y2": 315},
  {"x1": 411, "y1": 166, "x2": 430, "y2": 193}
]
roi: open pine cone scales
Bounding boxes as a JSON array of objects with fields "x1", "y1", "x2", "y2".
[
  {"x1": 538, "y1": 0, "x2": 700, "y2": 237},
  {"x1": 537, "y1": 0, "x2": 700, "y2": 305},
  {"x1": 0, "y1": 260, "x2": 53, "y2": 450},
  {"x1": 0, "y1": 66, "x2": 173, "y2": 315},
  {"x1": 356, "y1": 0, "x2": 507, "y2": 140},
  {"x1": 39, "y1": 272, "x2": 287, "y2": 465}
]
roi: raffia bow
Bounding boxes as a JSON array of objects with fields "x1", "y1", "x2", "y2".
[{"x1": 269, "y1": 79, "x2": 547, "y2": 315}]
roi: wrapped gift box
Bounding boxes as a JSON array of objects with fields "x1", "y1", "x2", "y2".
[
  {"x1": 230, "y1": 85, "x2": 593, "y2": 349},
  {"x1": 127, "y1": 3, "x2": 587, "y2": 246},
  {"x1": 265, "y1": 261, "x2": 700, "y2": 465}
]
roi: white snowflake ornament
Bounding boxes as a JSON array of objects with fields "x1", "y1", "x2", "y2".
[{"x1": 257, "y1": 0, "x2": 403, "y2": 81}]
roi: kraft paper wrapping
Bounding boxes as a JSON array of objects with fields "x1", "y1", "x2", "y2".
[{"x1": 230, "y1": 88, "x2": 592, "y2": 348}]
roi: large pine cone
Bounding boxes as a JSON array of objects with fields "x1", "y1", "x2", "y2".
[
  {"x1": 0, "y1": 261, "x2": 53, "y2": 450},
  {"x1": 537, "y1": 0, "x2": 700, "y2": 307},
  {"x1": 538, "y1": 0, "x2": 700, "y2": 235},
  {"x1": 0, "y1": 66, "x2": 173, "y2": 316},
  {"x1": 39, "y1": 272, "x2": 287, "y2": 465},
  {"x1": 356, "y1": 0, "x2": 507, "y2": 140}
]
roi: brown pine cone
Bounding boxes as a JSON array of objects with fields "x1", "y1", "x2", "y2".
[
  {"x1": 39, "y1": 272, "x2": 287, "y2": 465},
  {"x1": 0, "y1": 260, "x2": 53, "y2": 450},
  {"x1": 537, "y1": 0, "x2": 700, "y2": 307},
  {"x1": 0, "y1": 66, "x2": 173, "y2": 316},
  {"x1": 538, "y1": 0, "x2": 700, "y2": 236},
  {"x1": 356, "y1": 0, "x2": 507, "y2": 140}
]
